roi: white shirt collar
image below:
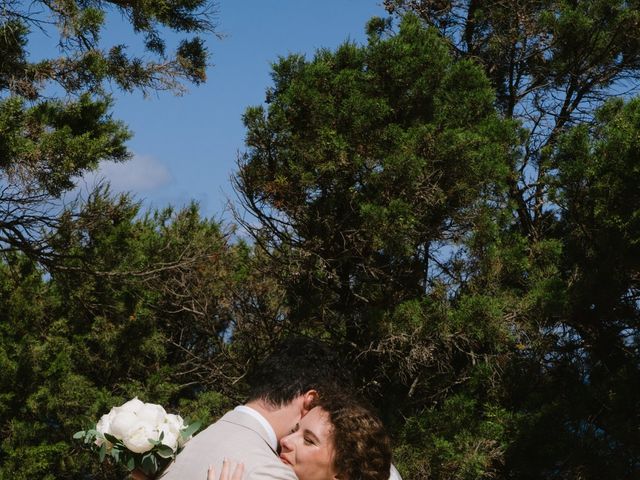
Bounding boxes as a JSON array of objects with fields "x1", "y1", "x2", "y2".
[{"x1": 234, "y1": 405, "x2": 278, "y2": 451}]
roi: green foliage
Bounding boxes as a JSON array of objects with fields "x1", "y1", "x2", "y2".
[
  {"x1": 0, "y1": 193, "x2": 240, "y2": 479},
  {"x1": 0, "y1": 0, "x2": 217, "y2": 268},
  {"x1": 2, "y1": 3, "x2": 640, "y2": 479},
  {"x1": 384, "y1": 0, "x2": 640, "y2": 119},
  {"x1": 236, "y1": 14, "x2": 514, "y2": 345},
  {"x1": 231, "y1": 6, "x2": 640, "y2": 480},
  {"x1": 1, "y1": 0, "x2": 215, "y2": 98},
  {"x1": 177, "y1": 391, "x2": 234, "y2": 428},
  {"x1": 396, "y1": 396, "x2": 512, "y2": 480},
  {"x1": 0, "y1": 94, "x2": 130, "y2": 194},
  {"x1": 233, "y1": 13, "x2": 521, "y2": 479},
  {"x1": 0, "y1": 1, "x2": 229, "y2": 479},
  {"x1": 370, "y1": 2, "x2": 640, "y2": 477}
]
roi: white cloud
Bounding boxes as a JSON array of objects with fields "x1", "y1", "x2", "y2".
[{"x1": 80, "y1": 154, "x2": 172, "y2": 193}]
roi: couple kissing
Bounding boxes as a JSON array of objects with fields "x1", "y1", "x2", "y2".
[{"x1": 147, "y1": 337, "x2": 401, "y2": 480}]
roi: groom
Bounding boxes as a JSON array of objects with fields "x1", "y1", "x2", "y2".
[{"x1": 159, "y1": 337, "x2": 341, "y2": 479}]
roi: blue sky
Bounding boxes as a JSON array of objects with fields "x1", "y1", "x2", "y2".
[{"x1": 80, "y1": 1, "x2": 387, "y2": 220}]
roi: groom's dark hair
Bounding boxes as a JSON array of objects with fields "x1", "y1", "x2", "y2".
[{"x1": 246, "y1": 336, "x2": 345, "y2": 406}]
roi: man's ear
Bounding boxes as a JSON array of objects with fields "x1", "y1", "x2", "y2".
[{"x1": 301, "y1": 389, "x2": 319, "y2": 414}]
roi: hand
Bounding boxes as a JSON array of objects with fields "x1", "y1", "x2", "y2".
[{"x1": 208, "y1": 458, "x2": 244, "y2": 480}]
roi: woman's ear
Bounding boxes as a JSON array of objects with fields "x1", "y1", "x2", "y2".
[{"x1": 301, "y1": 389, "x2": 319, "y2": 414}]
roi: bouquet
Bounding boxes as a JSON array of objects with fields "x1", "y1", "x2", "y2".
[{"x1": 74, "y1": 397, "x2": 201, "y2": 476}]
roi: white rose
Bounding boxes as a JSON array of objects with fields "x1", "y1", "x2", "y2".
[
  {"x1": 136, "y1": 403, "x2": 166, "y2": 426},
  {"x1": 95, "y1": 413, "x2": 113, "y2": 447},
  {"x1": 119, "y1": 397, "x2": 144, "y2": 414},
  {"x1": 165, "y1": 414, "x2": 184, "y2": 435},
  {"x1": 123, "y1": 422, "x2": 155, "y2": 453},
  {"x1": 157, "y1": 423, "x2": 179, "y2": 451},
  {"x1": 95, "y1": 398, "x2": 183, "y2": 453},
  {"x1": 96, "y1": 413, "x2": 111, "y2": 435},
  {"x1": 109, "y1": 410, "x2": 138, "y2": 440}
]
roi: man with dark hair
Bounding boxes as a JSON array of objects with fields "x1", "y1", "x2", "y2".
[
  {"x1": 244, "y1": 336, "x2": 346, "y2": 407},
  {"x1": 159, "y1": 337, "x2": 340, "y2": 480}
]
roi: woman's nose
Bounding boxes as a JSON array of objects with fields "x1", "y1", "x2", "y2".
[{"x1": 280, "y1": 434, "x2": 292, "y2": 451}]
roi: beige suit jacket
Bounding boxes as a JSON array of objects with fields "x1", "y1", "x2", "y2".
[{"x1": 160, "y1": 409, "x2": 298, "y2": 480}]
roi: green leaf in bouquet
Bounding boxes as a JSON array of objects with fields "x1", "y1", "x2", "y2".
[
  {"x1": 111, "y1": 447, "x2": 121, "y2": 462},
  {"x1": 73, "y1": 429, "x2": 99, "y2": 444},
  {"x1": 148, "y1": 438, "x2": 162, "y2": 447},
  {"x1": 156, "y1": 444, "x2": 175, "y2": 459},
  {"x1": 103, "y1": 432, "x2": 120, "y2": 445},
  {"x1": 126, "y1": 456, "x2": 136, "y2": 471},
  {"x1": 141, "y1": 453, "x2": 158, "y2": 475},
  {"x1": 181, "y1": 421, "x2": 202, "y2": 439},
  {"x1": 147, "y1": 430, "x2": 165, "y2": 447},
  {"x1": 99, "y1": 443, "x2": 107, "y2": 462}
]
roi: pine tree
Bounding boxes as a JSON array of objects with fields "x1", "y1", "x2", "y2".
[
  {"x1": 0, "y1": 0, "x2": 217, "y2": 267},
  {"x1": 234, "y1": 15, "x2": 517, "y2": 478}
]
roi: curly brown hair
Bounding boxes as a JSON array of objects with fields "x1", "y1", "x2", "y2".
[{"x1": 316, "y1": 393, "x2": 392, "y2": 480}]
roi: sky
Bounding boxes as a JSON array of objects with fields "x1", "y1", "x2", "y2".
[{"x1": 79, "y1": 1, "x2": 388, "y2": 220}]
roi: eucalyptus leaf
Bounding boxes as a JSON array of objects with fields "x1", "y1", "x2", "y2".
[
  {"x1": 181, "y1": 421, "x2": 202, "y2": 439},
  {"x1": 156, "y1": 445, "x2": 175, "y2": 459},
  {"x1": 141, "y1": 453, "x2": 158, "y2": 475}
]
